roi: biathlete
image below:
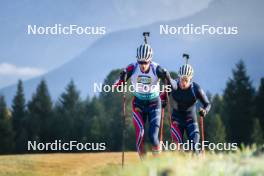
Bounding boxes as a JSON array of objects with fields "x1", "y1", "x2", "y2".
[
  {"x1": 114, "y1": 33, "x2": 172, "y2": 159},
  {"x1": 161, "y1": 54, "x2": 211, "y2": 153}
]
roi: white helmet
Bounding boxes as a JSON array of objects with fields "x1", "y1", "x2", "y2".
[
  {"x1": 136, "y1": 44, "x2": 153, "y2": 62},
  {"x1": 178, "y1": 64, "x2": 194, "y2": 77}
]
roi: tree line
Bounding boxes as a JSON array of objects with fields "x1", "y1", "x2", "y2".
[{"x1": 0, "y1": 60, "x2": 263, "y2": 154}]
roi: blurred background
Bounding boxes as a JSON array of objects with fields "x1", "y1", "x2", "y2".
[{"x1": 0, "y1": 0, "x2": 263, "y2": 154}]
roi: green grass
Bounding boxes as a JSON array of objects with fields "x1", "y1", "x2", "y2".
[
  {"x1": 103, "y1": 148, "x2": 264, "y2": 176},
  {"x1": 0, "y1": 149, "x2": 263, "y2": 176}
]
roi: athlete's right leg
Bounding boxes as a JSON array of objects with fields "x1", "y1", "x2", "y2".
[
  {"x1": 132, "y1": 97, "x2": 146, "y2": 159},
  {"x1": 185, "y1": 114, "x2": 200, "y2": 154},
  {"x1": 170, "y1": 111, "x2": 184, "y2": 146},
  {"x1": 148, "y1": 98, "x2": 161, "y2": 155}
]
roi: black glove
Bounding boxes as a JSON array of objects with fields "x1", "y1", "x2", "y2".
[
  {"x1": 199, "y1": 108, "x2": 207, "y2": 117},
  {"x1": 120, "y1": 70, "x2": 127, "y2": 81}
]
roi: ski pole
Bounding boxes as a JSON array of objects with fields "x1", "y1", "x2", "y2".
[
  {"x1": 183, "y1": 53, "x2": 190, "y2": 64},
  {"x1": 121, "y1": 73, "x2": 127, "y2": 168},
  {"x1": 159, "y1": 107, "x2": 165, "y2": 144},
  {"x1": 143, "y1": 32, "x2": 150, "y2": 44},
  {"x1": 164, "y1": 79, "x2": 173, "y2": 142},
  {"x1": 200, "y1": 115, "x2": 205, "y2": 155}
]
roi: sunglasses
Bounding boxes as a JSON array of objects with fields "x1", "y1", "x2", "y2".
[
  {"x1": 180, "y1": 76, "x2": 191, "y2": 82},
  {"x1": 138, "y1": 61, "x2": 150, "y2": 65}
]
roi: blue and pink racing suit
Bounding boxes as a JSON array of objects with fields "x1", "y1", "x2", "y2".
[
  {"x1": 116, "y1": 62, "x2": 171, "y2": 158},
  {"x1": 168, "y1": 79, "x2": 211, "y2": 152}
]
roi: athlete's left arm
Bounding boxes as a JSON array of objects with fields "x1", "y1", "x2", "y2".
[
  {"x1": 196, "y1": 85, "x2": 211, "y2": 114},
  {"x1": 156, "y1": 66, "x2": 173, "y2": 107},
  {"x1": 156, "y1": 66, "x2": 177, "y2": 89}
]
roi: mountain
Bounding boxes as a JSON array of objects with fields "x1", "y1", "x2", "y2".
[
  {"x1": 1, "y1": 0, "x2": 264, "y2": 105},
  {"x1": 0, "y1": 0, "x2": 210, "y2": 70}
]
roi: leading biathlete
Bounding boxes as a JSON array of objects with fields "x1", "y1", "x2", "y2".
[{"x1": 114, "y1": 34, "x2": 172, "y2": 159}]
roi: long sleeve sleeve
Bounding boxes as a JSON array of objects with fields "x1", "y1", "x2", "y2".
[
  {"x1": 156, "y1": 65, "x2": 177, "y2": 90},
  {"x1": 196, "y1": 86, "x2": 211, "y2": 113},
  {"x1": 114, "y1": 63, "x2": 135, "y2": 87}
]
